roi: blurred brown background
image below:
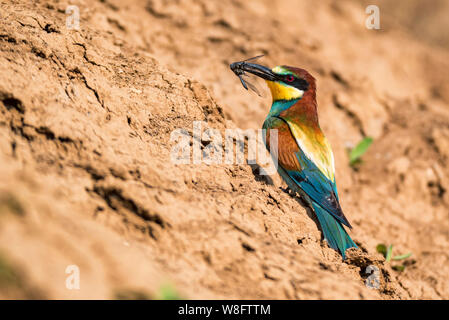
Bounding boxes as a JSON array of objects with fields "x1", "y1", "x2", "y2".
[{"x1": 357, "y1": 0, "x2": 449, "y2": 49}]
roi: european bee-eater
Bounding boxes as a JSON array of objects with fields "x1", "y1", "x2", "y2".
[{"x1": 230, "y1": 59, "x2": 357, "y2": 259}]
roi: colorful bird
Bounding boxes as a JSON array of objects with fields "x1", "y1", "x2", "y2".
[{"x1": 230, "y1": 58, "x2": 357, "y2": 259}]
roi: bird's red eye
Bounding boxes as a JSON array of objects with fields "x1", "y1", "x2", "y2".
[{"x1": 286, "y1": 75, "x2": 295, "y2": 82}]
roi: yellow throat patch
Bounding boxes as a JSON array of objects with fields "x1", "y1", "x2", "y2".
[
  {"x1": 266, "y1": 80, "x2": 304, "y2": 101},
  {"x1": 265, "y1": 66, "x2": 304, "y2": 101}
]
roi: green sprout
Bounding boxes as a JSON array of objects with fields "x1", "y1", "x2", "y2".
[
  {"x1": 155, "y1": 282, "x2": 182, "y2": 300},
  {"x1": 392, "y1": 252, "x2": 412, "y2": 260},
  {"x1": 0, "y1": 254, "x2": 21, "y2": 288},
  {"x1": 114, "y1": 289, "x2": 151, "y2": 300},
  {"x1": 0, "y1": 193, "x2": 25, "y2": 217},
  {"x1": 376, "y1": 243, "x2": 412, "y2": 272},
  {"x1": 348, "y1": 137, "x2": 373, "y2": 167},
  {"x1": 114, "y1": 282, "x2": 182, "y2": 300}
]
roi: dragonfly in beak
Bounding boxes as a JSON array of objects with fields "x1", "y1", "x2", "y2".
[{"x1": 230, "y1": 55, "x2": 277, "y2": 97}]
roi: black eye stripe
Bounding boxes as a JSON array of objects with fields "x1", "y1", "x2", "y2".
[{"x1": 279, "y1": 75, "x2": 309, "y2": 91}]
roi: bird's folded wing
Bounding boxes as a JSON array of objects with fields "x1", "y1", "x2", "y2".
[{"x1": 264, "y1": 116, "x2": 351, "y2": 228}]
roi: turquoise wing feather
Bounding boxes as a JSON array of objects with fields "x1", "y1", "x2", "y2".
[
  {"x1": 263, "y1": 115, "x2": 357, "y2": 258},
  {"x1": 286, "y1": 149, "x2": 351, "y2": 228}
]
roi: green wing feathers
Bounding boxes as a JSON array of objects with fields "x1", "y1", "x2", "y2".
[
  {"x1": 312, "y1": 201, "x2": 357, "y2": 259},
  {"x1": 264, "y1": 115, "x2": 357, "y2": 258}
]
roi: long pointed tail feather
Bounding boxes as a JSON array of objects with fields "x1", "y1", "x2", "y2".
[{"x1": 311, "y1": 201, "x2": 357, "y2": 259}]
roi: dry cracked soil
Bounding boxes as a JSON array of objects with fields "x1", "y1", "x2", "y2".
[{"x1": 1, "y1": 0, "x2": 449, "y2": 299}]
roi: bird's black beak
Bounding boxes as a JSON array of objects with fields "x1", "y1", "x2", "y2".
[{"x1": 230, "y1": 62, "x2": 278, "y2": 82}]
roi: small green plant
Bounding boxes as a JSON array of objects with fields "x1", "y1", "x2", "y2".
[
  {"x1": 348, "y1": 137, "x2": 373, "y2": 166},
  {"x1": 155, "y1": 282, "x2": 182, "y2": 300},
  {"x1": 376, "y1": 243, "x2": 412, "y2": 272},
  {"x1": 114, "y1": 289, "x2": 151, "y2": 300},
  {"x1": 0, "y1": 253, "x2": 21, "y2": 288},
  {"x1": 0, "y1": 193, "x2": 25, "y2": 217},
  {"x1": 114, "y1": 282, "x2": 182, "y2": 300}
]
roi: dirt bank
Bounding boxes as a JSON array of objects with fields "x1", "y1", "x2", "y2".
[{"x1": 1, "y1": 0, "x2": 448, "y2": 299}]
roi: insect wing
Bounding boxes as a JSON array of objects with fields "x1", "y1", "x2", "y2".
[
  {"x1": 241, "y1": 73, "x2": 265, "y2": 97},
  {"x1": 238, "y1": 75, "x2": 248, "y2": 90}
]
